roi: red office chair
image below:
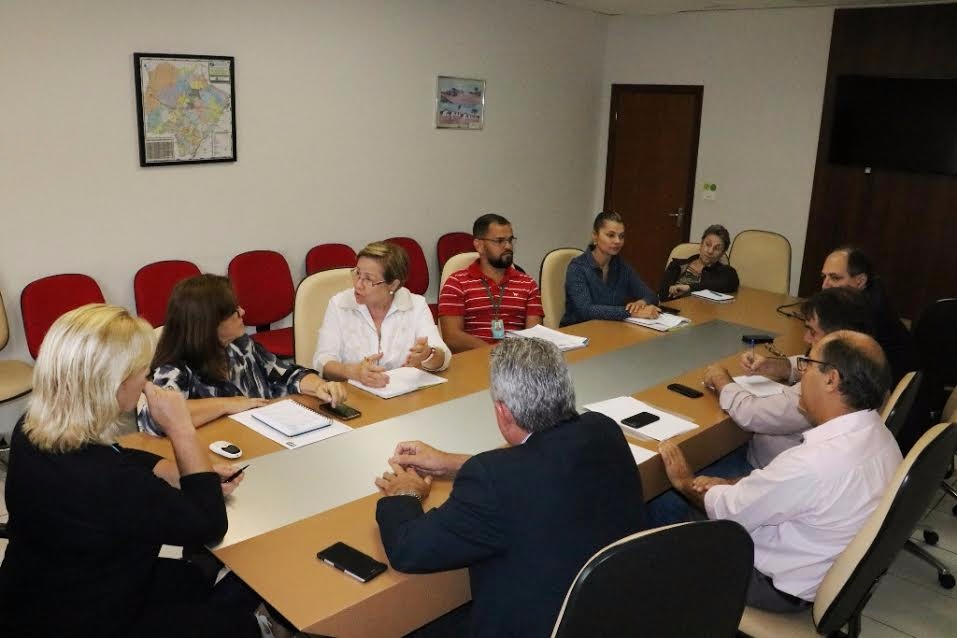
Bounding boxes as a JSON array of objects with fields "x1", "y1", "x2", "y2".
[
  {"x1": 305, "y1": 243, "x2": 357, "y2": 275},
  {"x1": 437, "y1": 232, "x2": 475, "y2": 271},
  {"x1": 385, "y1": 236, "x2": 435, "y2": 320},
  {"x1": 133, "y1": 260, "x2": 202, "y2": 327},
  {"x1": 227, "y1": 250, "x2": 295, "y2": 357},
  {"x1": 20, "y1": 274, "x2": 106, "y2": 359}
]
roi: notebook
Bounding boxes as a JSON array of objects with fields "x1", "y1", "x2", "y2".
[
  {"x1": 691, "y1": 289, "x2": 735, "y2": 303},
  {"x1": 248, "y1": 399, "x2": 332, "y2": 437},
  {"x1": 625, "y1": 312, "x2": 691, "y2": 332},
  {"x1": 349, "y1": 366, "x2": 448, "y2": 399},
  {"x1": 505, "y1": 324, "x2": 589, "y2": 351}
]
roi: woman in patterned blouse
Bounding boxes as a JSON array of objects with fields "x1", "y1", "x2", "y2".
[
  {"x1": 658, "y1": 224, "x2": 739, "y2": 301},
  {"x1": 137, "y1": 274, "x2": 345, "y2": 435}
]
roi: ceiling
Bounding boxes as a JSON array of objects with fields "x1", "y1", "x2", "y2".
[{"x1": 550, "y1": 0, "x2": 951, "y2": 16}]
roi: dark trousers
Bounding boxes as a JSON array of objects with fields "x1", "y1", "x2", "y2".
[
  {"x1": 746, "y1": 568, "x2": 812, "y2": 613},
  {"x1": 127, "y1": 558, "x2": 261, "y2": 638}
]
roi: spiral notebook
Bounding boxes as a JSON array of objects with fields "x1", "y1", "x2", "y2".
[{"x1": 248, "y1": 399, "x2": 332, "y2": 437}]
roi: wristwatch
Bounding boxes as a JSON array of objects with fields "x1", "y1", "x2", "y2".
[{"x1": 394, "y1": 489, "x2": 423, "y2": 501}]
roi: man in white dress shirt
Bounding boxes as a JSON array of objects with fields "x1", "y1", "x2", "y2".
[{"x1": 660, "y1": 330, "x2": 902, "y2": 611}]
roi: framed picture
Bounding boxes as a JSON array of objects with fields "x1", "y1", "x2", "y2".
[
  {"x1": 436, "y1": 76, "x2": 485, "y2": 129},
  {"x1": 134, "y1": 53, "x2": 237, "y2": 166}
]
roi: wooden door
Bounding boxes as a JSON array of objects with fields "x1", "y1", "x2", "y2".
[{"x1": 604, "y1": 85, "x2": 703, "y2": 286}]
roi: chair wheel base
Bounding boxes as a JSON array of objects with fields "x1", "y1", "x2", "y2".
[
  {"x1": 939, "y1": 573, "x2": 955, "y2": 589},
  {"x1": 924, "y1": 530, "x2": 940, "y2": 545}
]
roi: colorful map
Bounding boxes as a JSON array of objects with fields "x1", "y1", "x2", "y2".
[{"x1": 137, "y1": 56, "x2": 234, "y2": 163}]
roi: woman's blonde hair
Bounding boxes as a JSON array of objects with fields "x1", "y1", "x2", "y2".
[
  {"x1": 358, "y1": 241, "x2": 409, "y2": 286},
  {"x1": 24, "y1": 304, "x2": 154, "y2": 453}
]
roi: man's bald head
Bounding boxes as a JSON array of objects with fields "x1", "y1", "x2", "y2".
[{"x1": 815, "y1": 330, "x2": 891, "y2": 411}]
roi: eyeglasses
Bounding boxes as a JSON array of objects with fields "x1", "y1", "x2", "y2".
[
  {"x1": 351, "y1": 268, "x2": 386, "y2": 287},
  {"x1": 795, "y1": 355, "x2": 842, "y2": 376},
  {"x1": 476, "y1": 236, "x2": 517, "y2": 246}
]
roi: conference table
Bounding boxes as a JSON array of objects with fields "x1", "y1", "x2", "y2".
[{"x1": 122, "y1": 287, "x2": 806, "y2": 637}]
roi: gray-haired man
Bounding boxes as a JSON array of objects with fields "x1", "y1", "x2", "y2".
[{"x1": 375, "y1": 337, "x2": 648, "y2": 638}]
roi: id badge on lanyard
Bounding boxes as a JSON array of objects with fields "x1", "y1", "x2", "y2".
[
  {"x1": 491, "y1": 318, "x2": 505, "y2": 340},
  {"x1": 481, "y1": 279, "x2": 508, "y2": 340}
]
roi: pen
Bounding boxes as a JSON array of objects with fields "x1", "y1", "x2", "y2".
[{"x1": 222, "y1": 464, "x2": 249, "y2": 483}]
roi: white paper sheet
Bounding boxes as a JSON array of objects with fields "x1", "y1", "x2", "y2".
[
  {"x1": 230, "y1": 405, "x2": 353, "y2": 449},
  {"x1": 506, "y1": 324, "x2": 589, "y2": 351},
  {"x1": 625, "y1": 312, "x2": 691, "y2": 332},
  {"x1": 629, "y1": 443, "x2": 659, "y2": 464},
  {"x1": 583, "y1": 396, "x2": 699, "y2": 441},
  {"x1": 349, "y1": 366, "x2": 448, "y2": 399},
  {"x1": 691, "y1": 289, "x2": 735, "y2": 302}
]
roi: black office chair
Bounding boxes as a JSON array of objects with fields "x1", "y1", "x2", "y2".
[
  {"x1": 551, "y1": 520, "x2": 753, "y2": 638},
  {"x1": 739, "y1": 422, "x2": 957, "y2": 637},
  {"x1": 913, "y1": 298, "x2": 957, "y2": 418}
]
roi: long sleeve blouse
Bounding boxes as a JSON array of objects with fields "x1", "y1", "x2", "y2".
[{"x1": 560, "y1": 250, "x2": 657, "y2": 327}]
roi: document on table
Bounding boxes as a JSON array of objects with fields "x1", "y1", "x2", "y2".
[
  {"x1": 691, "y1": 289, "x2": 735, "y2": 303},
  {"x1": 230, "y1": 400, "x2": 353, "y2": 449},
  {"x1": 732, "y1": 375, "x2": 787, "y2": 397},
  {"x1": 349, "y1": 366, "x2": 448, "y2": 399},
  {"x1": 625, "y1": 312, "x2": 691, "y2": 332},
  {"x1": 583, "y1": 396, "x2": 699, "y2": 441},
  {"x1": 629, "y1": 443, "x2": 658, "y2": 465},
  {"x1": 248, "y1": 399, "x2": 331, "y2": 436},
  {"x1": 506, "y1": 324, "x2": 588, "y2": 351}
]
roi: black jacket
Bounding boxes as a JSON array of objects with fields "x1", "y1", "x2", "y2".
[
  {"x1": 376, "y1": 411, "x2": 648, "y2": 638},
  {"x1": 659, "y1": 256, "x2": 740, "y2": 300}
]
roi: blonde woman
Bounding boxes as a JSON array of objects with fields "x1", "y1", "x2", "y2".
[
  {"x1": 314, "y1": 241, "x2": 451, "y2": 388},
  {"x1": 0, "y1": 304, "x2": 261, "y2": 638}
]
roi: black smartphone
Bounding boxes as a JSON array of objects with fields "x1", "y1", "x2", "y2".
[
  {"x1": 317, "y1": 542, "x2": 387, "y2": 583},
  {"x1": 667, "y1": 383, "x2": 704, "y2": 399},
  {"x1": 320, "y1": 402, "x2": 361, "y2": 421},
  {"x1": 621, "y1": 412, "x2": 660, "y2": 429},
  {"x1": 741, "y1": 334, "x2": 775, "y2": 344},
  {"x1": 658, "y1": 305, "x2": 680, "y2": 315}
]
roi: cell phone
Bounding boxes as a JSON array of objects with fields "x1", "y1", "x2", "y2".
[
  {"x1": 667, "y1": 383, "x2": 704, "y2": 399},
  {"x1": 742, "y1": 334, "x2": 775, "y2": 345},
  {"x1": 621, "y1": 412, "x2": 661, "y2": 429},
  {"x1": 658, "y1": 305, "x2": 680, "y2": 315},
  {"x1": 317, "y1": 542, "x2": 387, "y2": 583},
  {"x1": 320, "y1": 402, "x2": 361, "y2": 421}
]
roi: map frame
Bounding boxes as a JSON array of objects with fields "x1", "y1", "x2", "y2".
[{"x1": 133, "y1": 52, "x2": 237, "y2": 167}]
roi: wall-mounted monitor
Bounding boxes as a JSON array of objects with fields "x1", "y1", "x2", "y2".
[{"x1": 829, "y1": 75, "x2": 957, "y2": 176}]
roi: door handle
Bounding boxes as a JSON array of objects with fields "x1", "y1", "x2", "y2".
[{"x1": 666, "y1": 207, "x2": 685, "y2": 228}]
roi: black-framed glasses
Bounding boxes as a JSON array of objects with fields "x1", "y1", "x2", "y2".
[
  {"x1": 350, "y1": 268, "x2": 386, "y2": 287},
  {"x1": 476, "y1": 236, "x2": 517, "y2": 246},
  {"x1": 795, "y1": 355, "x2": 842, "y2": 376}
]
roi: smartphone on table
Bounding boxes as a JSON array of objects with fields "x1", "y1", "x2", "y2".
[
  {"x1": 317, "y1": 541, "x2": 387, "y2": 583},
  {"x1": 620, "y1": 412, "x2": 660, "y2": 430},
  {"x1": 320, "y1": 402, "x2": 361, "y2": 421}
]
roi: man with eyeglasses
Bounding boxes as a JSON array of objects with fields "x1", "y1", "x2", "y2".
[
  {"x1": 660, "y1": 330, "x2": 901, "y2": 613},
  {"x1": 439, "y1": 213, "x2": 543, "y2": 353}
]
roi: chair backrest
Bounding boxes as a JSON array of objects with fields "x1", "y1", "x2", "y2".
[
  {"x1": 666, "y1": 241, "x2": 730, "y2": 267},
  {"x1": 228, "y1": 250, "x2": 295, "y2": 329},
  {"x1": 385, "y1": 236, "x2": 429, "y2": 296},
  {"x1": 880, "y1": 371, "x2": 922, "y2": 437},
  {"x1": 305, "y1": 243, "x2": 357, "y2": 275},
  {"x1": 437, "y1": 232, "x2": 475, "y2": 271},
  {"x1": 0, "y1": 289, "x2": 10, "y2": 351},
  {"x1": 913, "y1": 297, "x2": 957, "y2": 389},
  {"x1": 439, "y1": 252, "x2": 478, "y2": 291},
  {"x1": 551, "y1": 520, "x2": 753, "y2": 638},
  {"x1": 728, "y1": 230, "x2": 791, "y2": 294},
  {"x1": 20, "y1": 274, "x2": 105, "y2": 359},
  {"x1": 943, "y1": 387, "x2": 957, "y2": 423},
  {"x1": 133, "y1": 259, "x2": 201, "y2": 327},
  {"x1": 293, "y1": 268, "x2": 353, "y2": 367},
  {"x1": 539, "y1": 248, "x2": 583, "y2": 329},
  {"x1": 812, "y1": 421, "x2": 957, "y2": 633}
]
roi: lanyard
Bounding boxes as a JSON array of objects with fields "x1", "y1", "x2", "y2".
[{"x1": 479, "y1": 278, "x2": 507, "y2": 319}]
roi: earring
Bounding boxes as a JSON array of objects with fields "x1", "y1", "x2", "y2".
[{"x1": 389, "y1": 289, "x2": 395, "y2": 295}]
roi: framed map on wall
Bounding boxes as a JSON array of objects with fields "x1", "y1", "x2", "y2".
[{"x1": 134, "y1": 53, "x2": 237, "y2": 166}]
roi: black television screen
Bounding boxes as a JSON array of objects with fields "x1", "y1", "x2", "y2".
[{"x1": 829, "y1": 75, "x2": 957, "y2": 176}]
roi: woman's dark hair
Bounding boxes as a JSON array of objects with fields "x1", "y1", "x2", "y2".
[
  {"x1": 151, "y1": 274, "x2": 238, "y2": 382},
  {"x1": 592, "y1": 211, "x2": 623, "y2": 233},
  {"x1": 701, "y1": 224, "x2": 731, "y2": 252}
]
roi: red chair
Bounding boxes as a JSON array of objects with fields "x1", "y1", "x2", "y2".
[
  {"x1": 134, "y1": 260, "x2": 201, "y2": 327},
  {"x1": 385, "y1": 237, "x2": 429, "y2": 296},
  {"x1": 228, "y1": 250, "x2": 295, "y2": 357},
  {"x1": 20, "y1": 274, "x2": 105, "y2": 359},
  {"x1": 437, "y1": 232, "x2": 475, "y2": 271},
  {"x1": 305, "y1": 243, "x2": 357, "y2": 275}
]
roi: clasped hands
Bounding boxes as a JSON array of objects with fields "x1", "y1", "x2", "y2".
[{"x1": 375, "y1": 440, "x2": 465, "y2": 501}]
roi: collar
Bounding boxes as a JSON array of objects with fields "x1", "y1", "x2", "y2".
[
  {"x1": 334, "y1": 286, "x2": 414, "y2": 315},
  {"x1": 468, "y1": 258, "x2": 514, "y2": 285},
  {"x1": 585, "y1": 249, "x2": 619, "y2": 273},
  {"x1": 803, "y1": 409, "x2": 881, "y2": 445}
]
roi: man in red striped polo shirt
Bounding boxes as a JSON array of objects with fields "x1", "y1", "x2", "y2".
[{"x1": 439, "y1": 214, "x2": 544, "y2": 353}]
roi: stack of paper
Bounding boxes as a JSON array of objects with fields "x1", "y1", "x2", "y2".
[
  {"x1": 230, "y1": 399, "x2": 353, "y2": 449},
  {"x1": 582, "y1": 396, "x2": 699, "y2": 441},
  {"x1": 732, "y1": 375, "x2": 787, "y2": 397},
  {"x1": 691, "y1": 289, "x2": 735, "y2": 303},
  {"x1": 506, "y1": 324, "x2": 589, "y2": 351},
  {"x1": 349, "y1": 366, "x2": 448, "y2": 399},
  {"x1": 625, "y1": 312, "x2": 690, "y2": 332}
]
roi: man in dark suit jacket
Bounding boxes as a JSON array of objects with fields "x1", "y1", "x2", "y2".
[{"x1": 374, "y1": 337, "x2": 649, "y2": 638}]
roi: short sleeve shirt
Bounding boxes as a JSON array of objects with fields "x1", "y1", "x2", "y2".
[{"x1": 438, "y1": 260, "x2": 544, "y2": 343}]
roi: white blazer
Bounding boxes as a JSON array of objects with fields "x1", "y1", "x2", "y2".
[{"x1": 313, "y1": 287, "x2": 450, "y2": 375}]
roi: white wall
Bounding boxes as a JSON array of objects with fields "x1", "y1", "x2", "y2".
[
  {"x1": 0, "y1": 0, "x2": 606, "y2": 431},
  {"x1": 594, "y1": 8, "x2": 834, "y2": 293}
]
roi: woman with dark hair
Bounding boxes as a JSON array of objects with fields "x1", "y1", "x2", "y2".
[
  {"x1": 560, "y1": 211, "x2": 659, "y2": 327},
  {"x1": 658, "y1": 224, "x2": 739, "y2": 300},
  {"x1": 138, "y1": 274, "x2": 345, "y2": 434}
]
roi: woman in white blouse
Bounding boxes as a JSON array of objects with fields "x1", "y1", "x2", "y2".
[{"x1": 313, "y1": 241, "x2": 450, "y2": 387}]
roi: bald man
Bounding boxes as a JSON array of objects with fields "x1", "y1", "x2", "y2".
[{"x1": 660, "y1": 331, "x2": 902, "y2": 613}]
